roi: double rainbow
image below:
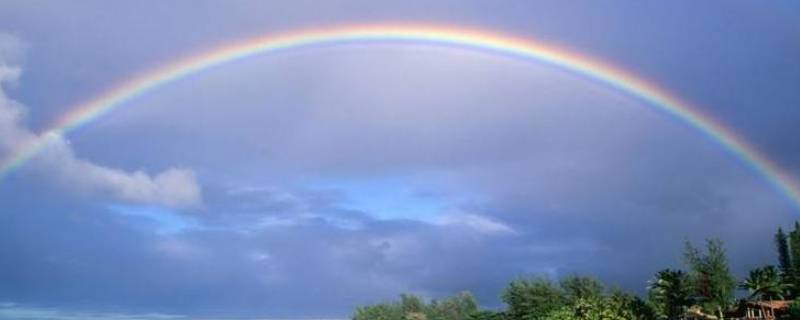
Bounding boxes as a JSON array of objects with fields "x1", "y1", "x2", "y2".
[{"x1": 3, "y1": 24, "x2": 798, "y2": 210}]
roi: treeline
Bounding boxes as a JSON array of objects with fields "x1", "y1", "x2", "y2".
[
  {"x1": 353, "y1": 276, "x2": 653, "y2": 320},
  {"x1": 351, "y1": 222, "x2": 800, "y2": 320}
]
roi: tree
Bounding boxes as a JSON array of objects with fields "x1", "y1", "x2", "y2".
[
  {"x1": 559, "y1": 275, "x2": 604, "y2": 304},
  {"x1": 542, "y1": 306, "x2": 575, "y2": 320},
  {"x1": 354, "y1": 292, "x2": 479, "y2": 320},
  {"x1": 431, "y1": 292, "x2": 478, "y2": 320},
  {"x1": 684, "y1": 239, "x2": 736, "y2": 319},
  {"x1": 740, "y1": 265, "x2": 790, "y2": 301},
  {"x1": 539, "y1": 293, "x2": 655, "y2": 320},
  {"x1": 467, "y1": 310, "x2": 506, "y2": 320},
  {"x1": 648, "y1": 269, "x2": 693, "y2": 320},
  {"x1": 775, "y1": 227, "x2": 795, "y2": 298},
  {"x1": 626, "y1": 294, "x2": 658, "y2": 320},
  {"x1": 776, "y1": 228, "x2": 791, "y2": 275},
  {"x1": 606, "y1": 290, "x2": 657, "y2": 320},
  {"x1": 353, "y1": 303, "x2": 404, "y2": 320},
  {"x1": 787, "y1": 223, "x2": 800, "y2": 298},
  {"x1": 789, "y1": 223, "x2": 800, "y2": 277},
  {"x1": 502, "y1": 277, "x2": 566, "y2": 320},
  {"x1": 401, "y1": 294, "x2": 425, "y2": 314}
]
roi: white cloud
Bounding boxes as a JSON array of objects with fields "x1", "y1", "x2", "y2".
[
  {"x1": 437, "y1": 212, "x2": 516, "y2": 235},
  {"x1": 31, "y1": 137, "x2": 201, "y2": 207},
  {"x1": 0, "y1": 34, "x2": 201, "y2": 208}
]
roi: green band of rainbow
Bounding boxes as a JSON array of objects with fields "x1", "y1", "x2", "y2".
[{"x1": 3, "y1": 24, "x2": 799, "y2": 210}]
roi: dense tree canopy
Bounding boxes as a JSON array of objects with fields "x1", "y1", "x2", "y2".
[
  {"x1": 559, "y1": 276, "x2": 604, "y2": 305},
  {"x1": 502, "y1": 277, "x2": 566, "y2": 320},
  {"x1": 648, "y1": 269, "x2": 693, "y2": 320},
  {"x1": 740, "y1": 265, "x2": 789, "y2": 301},
  {"x1": 353, "y1": 292, "x2": 479, "y2": 320}
]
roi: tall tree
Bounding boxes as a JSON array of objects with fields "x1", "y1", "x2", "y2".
[
  {"x1": 776, "y1": 228, "x2": 791, "y2": 275},
  {"x1": 789, "y1": 223, "x2": 800, "y2": 276},
  {"x1": 775, "y1": 227, "x2": 795, "y2": 298},
  {"x1": 648, "y1": 269, "x2": 693, "y2": 320},
  {"x1": 788, "y1": 222, "x2": 800, "y2": 299},
  {"x1": 684, "y1": 239, "x2": 735, "y2": 319}
]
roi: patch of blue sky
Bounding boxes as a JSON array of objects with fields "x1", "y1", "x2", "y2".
[
  {"x1": 305, "y1": 175, "x2": 469, "y2": 221},
  {"x1": 106, "y1": 204, "x2": 198, "y2": 234}
]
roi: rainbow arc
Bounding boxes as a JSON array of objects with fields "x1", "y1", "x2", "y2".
[{"x1": 2, "y1": 24, "x2": 798, "y2": 210}]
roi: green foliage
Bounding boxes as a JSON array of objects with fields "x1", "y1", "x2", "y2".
[
  {"x1": 573, "y1": 297, "x2": 627, "y2": 320},
  {"x1": 502, "y1": 277, "x2": 566, "y2": 320},
  {"x1": 740, "y1": 265, "x2": 790, "y2": 301},
  {"x1": 402, "y1": 294, "x2": 425, "y2": 314},
  {"x1": 467, "y1": 310, "x2": 506, "y2": 320},
  {"x1": 541, "y1": 306, "x2": 574, "y2": 320},
  {"x1": 500, "y1": 277, "x2": 655, "y2": 320},
  {"x1": 607, "y1": 290, "x2": 657, "y2": 320},
  {"x1": 353, "y1": 303, "x2": 404, "y2": 320},
  {"x1": 776, "y1": 228, "x2": 791, "y2": 275},
  {"x1": 683, "y1": 238, "x2": 735, "y2": 318},
  {"x1": 775, "y1": 227, "x2": 796, "y2": 298},
  {"x1": 648, "y1": 269, "x2": 693, "y2": 320},
  {"x1": 781, "y1": 300, "x2": 800, "y2": 320},
  {"x1": 352, "y1": 292, "x2": 479, "y2": 320},
  {"x1": 428, "y1": 292, "x2": 478, "y2": 320},
  {"x1": 789, "y1": 222, "x2": 800, "y2": 276},
  {"x1": 783, "y1": 223, "x2": 800, "y2": 298},
  {"x1": 626, "y1": 295, "x2": 658, "y2": 320},
  {"x1": 540, "y1": 294, "x2": 655, "y2": 320},
  {"x1": 559, "y1": 275, "x2": 604, "y2": 304}
]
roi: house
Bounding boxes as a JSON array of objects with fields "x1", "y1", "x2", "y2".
[{"x1": 724, "y1": 300, "x2": 791, "y2": 320}]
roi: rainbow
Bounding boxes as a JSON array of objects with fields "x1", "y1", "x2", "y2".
[{"x1": 2, "y1": 24, "x2": 799, "y2": 210}]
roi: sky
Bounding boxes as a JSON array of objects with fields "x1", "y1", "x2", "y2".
[{"x1": 0, "y1": 1, "x2": 799, "y2": 319}]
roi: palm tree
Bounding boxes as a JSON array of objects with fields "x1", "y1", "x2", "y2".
[
  {"x1": 648, "y1": 269, "x2": 694, "y2": 320},
  {"x1": 740, "y1": 265, "x2": 791, "y2": 301}
]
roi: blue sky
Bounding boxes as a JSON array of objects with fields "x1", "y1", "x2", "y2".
[{"x1": 1, "y1": 1, "x2": 799, "y2": 319}]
